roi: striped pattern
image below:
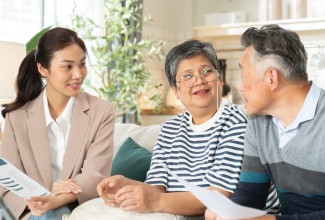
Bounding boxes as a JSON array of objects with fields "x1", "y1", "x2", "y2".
[
  {"x1": 264, "y1": 183, "x2": 281, "y2": 214},
  {"x1": 145, "y1": 101, "x2": 247, "y2": 193},
  {"x1": 233, "y1": 89, "x2": 325, "y2": 218}
]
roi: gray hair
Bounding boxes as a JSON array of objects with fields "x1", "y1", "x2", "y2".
[
  {"x1": 241, "y1": 24, "x2": 308, "y2": 82},
  {"x1": 165, "y1": 40, "x2": 219, "y2": 87}
]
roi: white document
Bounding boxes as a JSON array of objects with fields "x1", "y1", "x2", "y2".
[
  {"x1": 163, "y1": 165, "x2": 266, "y2": 220},
  {"x1": 0, "y1": 158, "x2": 50, "y2": 199}
]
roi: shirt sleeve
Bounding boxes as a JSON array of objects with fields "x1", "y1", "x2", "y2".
[
  {"x1": 231, "y1": 118, "x2": 272, "y2": 209},
  {"x1": 0, "y1": 114, "x2": 27, "y2": 219},
  {"x1": 204, "y1": 116, "x2": 247, "y2": 193}
]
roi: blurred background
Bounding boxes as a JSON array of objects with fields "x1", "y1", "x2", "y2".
[{"x1": 1, "y1": 0, "x2": 325, "y2": 125}]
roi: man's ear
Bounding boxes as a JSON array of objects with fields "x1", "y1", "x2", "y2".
[
  {"x1": 266, "y1": 68, "x2": 279, "y2": 90},
  {"x1": 37, "y1": 63, "x2": 48, "y2": 77},
  {"x1": 171, "y1": 86, "x2": 180, "y2": 100}
]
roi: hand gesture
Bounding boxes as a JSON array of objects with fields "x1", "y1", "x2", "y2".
[
  {"x1": 205, "y1": 209, "x2": 218, "y2": 220},
  {"x1": 115, "y1": 185, "x2": 160, "y2": 212},
  {"x1": 51, "y1": 179, "x2": 82, "y2": 196},
  {"x1": 25, "y1": 196, "x2": 54, "y2": 217},
  {"x1": 97, "y1": 175, "x2": 127, "y2": 206}
]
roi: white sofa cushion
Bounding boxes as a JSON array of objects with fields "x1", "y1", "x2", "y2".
[
  {"x1": 113, "y1": 123, "x2": 160, "y2": 157},
  {"x1": 69, "y1": 198, "x2": 180, "y2": 220}
]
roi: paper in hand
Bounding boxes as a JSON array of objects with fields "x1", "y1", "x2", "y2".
[
  {"x1": 162, "y1": 164, "x2": 266, "y2": 219},
  {"x1": 0, "y1": 158, "x2": 50, "y2": 199}
]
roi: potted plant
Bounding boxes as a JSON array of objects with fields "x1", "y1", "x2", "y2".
[
  {"x1": 26, "y1": 26, "x2": 52, "y2": 53},
  {"x1": 71, "y1": 0, "x2": 164, "y2": 123}
]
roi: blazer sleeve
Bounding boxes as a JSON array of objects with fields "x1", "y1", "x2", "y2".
[
  {"x1": 0, "y1": 114, "x2": 27, "y2": 219},
  {"x1": 74, "y1": 102, "x2": 115, "y2": 204}
]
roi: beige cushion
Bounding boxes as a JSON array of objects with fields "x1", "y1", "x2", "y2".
[
  {"x1": 113, "y1": 123, "x2": 160, "y2": 157},
  {"x1": 69, "y1": 198, "x2": 180, "y2": 220},
  {"x1": 0, "y1": 42, "x2": 25, "y2": 101}
]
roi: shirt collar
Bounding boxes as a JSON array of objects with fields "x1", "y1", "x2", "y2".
[
  {"x1": 43, "y1": 90, "x2": 53, "y2": 126},
  {"x1": 60, "y1": 96, "x2": 75, "y2": 124},
  {"x1": 188, "y1": 99, "x2": 226, "y2": 132},
  {"x1": 43, "y1": 88, "x2": 75, "y2": 126},
  {"x1": 272, "y1": 81, "x2": 321, "y2": 130}
]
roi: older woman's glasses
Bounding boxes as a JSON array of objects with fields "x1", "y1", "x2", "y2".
[{"x1": 176, "y1": 68, "x2": 219, "y2": 88}]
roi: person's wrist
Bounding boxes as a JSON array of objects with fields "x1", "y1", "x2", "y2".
[
  {"x1": 48, "y1": 195, "x2": 63, "y2": 210},
  {"x1": 152, "y1": 192, "x2": 164, "y2": 212}
]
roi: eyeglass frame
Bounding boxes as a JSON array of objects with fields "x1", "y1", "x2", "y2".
[{"x1": 175, "y1": 67, "x2": 220, "y2": 88}]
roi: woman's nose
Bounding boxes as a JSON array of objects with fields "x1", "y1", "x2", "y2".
[
  {"x1": 194, "y1": 74, "x2": 207, "y2": 86},
  {"x1": 72, "y1": 68, "x2": 83, "y2": 79}
]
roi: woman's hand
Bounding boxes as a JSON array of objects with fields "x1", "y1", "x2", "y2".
[
  {"x1": 115, "y1": 185, "x2": 161, "y2": 212},
  {"x1": 97, "y1": 175, "x2": 127, "y2": 207},
  {"x1": 205, "y1": 209, "x2": 218, "y2": 220},
  {"x1": 51, "y1": 179, "x2": 82, "y2": 196},
  {"x1": 25, "y1": 196, "x2": 56, "y2": 217}
]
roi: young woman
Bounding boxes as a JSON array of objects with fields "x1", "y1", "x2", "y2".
[
  {"x1": 0, "y1": 27, "x2": 115, "y2": 220},
  {"x1": 95, "y1": 40, "x2": 274, "y2": 219}
]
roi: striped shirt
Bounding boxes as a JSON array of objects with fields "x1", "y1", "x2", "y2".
[{"x1": 145, "y1": 100, "x2": 247, "y2": 193}]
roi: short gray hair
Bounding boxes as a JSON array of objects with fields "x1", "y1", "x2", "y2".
[
  {"x1": 165, "y1": 40, "x2": 219, "y2": 87},
  {"x1": 241, "y1": 24, "x2": 308, "y2": 82}
]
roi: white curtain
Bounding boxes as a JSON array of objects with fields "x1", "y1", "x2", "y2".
[{"x1": 0, "y1": 0, "x2": 105, "y2": 44}]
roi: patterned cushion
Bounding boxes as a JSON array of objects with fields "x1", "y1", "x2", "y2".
[{"x1": 69, "y1": 198, "x2": 179, "y2": 220}]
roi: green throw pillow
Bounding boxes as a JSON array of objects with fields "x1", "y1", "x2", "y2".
[{"x1": 111, "y1": 137, "x2": 152, "y2": 182}]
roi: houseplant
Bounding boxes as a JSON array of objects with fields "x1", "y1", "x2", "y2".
[
  {"x1": 71, "y1": 0, "x2": 164, "y2": 122},
  {"x1": 26, "y1": 26, "x2": 52, "y2": 53}
]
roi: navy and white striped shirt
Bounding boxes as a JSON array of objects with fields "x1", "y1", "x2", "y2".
[{"x1": 145, "y1": 100, "x2": 247, "y2": 193}]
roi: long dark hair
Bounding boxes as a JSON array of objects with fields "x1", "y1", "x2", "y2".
[{"x1": 1, "y1": 27, "x2": 87, "y2": 118}]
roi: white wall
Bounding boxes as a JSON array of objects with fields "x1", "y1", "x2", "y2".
[
  {"x1": 192, "y1": 0, "x2": 265, "y2": 26},
  {"x1": 143, "y1": 0, "x2": 193, "y2": 32},
  {"x1": 143, "y1": 0, "x2": 267, "y2": 31}
]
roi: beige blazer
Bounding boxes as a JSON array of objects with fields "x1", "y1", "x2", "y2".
[{"x1": 0, "y1": 92, "x2": 115, "y2": 219}]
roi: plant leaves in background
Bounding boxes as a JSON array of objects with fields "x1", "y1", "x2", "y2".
[
  {"x1": 71, "y1": 0, "x2": 165, "y2": 122},
  {"x1": 26, "y1": 26, "x2": 52, "y2": 53}
]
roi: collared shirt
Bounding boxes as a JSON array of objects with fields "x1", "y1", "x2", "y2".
[
  {"x1": 43, "y1": 89, "x2": 75, "y2": 181},
  {"x1": 272, "y1": 82, "x2": 321, "y2": 148}
]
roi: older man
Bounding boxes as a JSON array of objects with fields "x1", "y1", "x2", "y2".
[{"x1": 206, "y1": 24, "x2": 325, "y2": 220}]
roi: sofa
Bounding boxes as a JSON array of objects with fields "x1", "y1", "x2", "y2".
[
  {"x1": 67, "y1": 122, "x2": 184, "y2": 220},
  {"x1": 112, "y1": 123, "x2": 160, "y2": 157}
]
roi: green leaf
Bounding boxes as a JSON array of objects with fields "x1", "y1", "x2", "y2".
[
  {"x1": 26, "y1": 25, "x2": 52, "y2": 53},
  {"x1": 70, "y1": 0, "x2": 165, "y2": 121}
]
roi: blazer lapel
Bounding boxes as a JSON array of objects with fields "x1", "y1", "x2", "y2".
[
  {"x1": 26, "y1": 93, "x2": 52, "y2": 189},
  {"x1": 61, "y1": 93, "x2": 90, "y2": 179}
]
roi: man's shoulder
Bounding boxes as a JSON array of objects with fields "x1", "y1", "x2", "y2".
[
  {"x1": 247, "y1": 115, "x2": 273, "y2": 131},
  {"x1": 318, "y1": 89, "x2": 325, "y2": 102}
]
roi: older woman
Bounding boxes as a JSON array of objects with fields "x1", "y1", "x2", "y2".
[{"x1": 97, "y1": 40, "x2": 278, "y2": 219}]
